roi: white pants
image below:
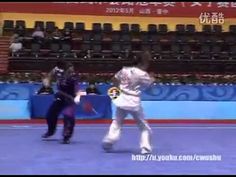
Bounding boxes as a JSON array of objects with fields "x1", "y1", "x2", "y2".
[{"x1": 103, "y1": 106, "x2": 152, "y2": 152}]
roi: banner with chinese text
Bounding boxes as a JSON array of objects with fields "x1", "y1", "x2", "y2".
[{"x1": 0, "y1": 2, "x2": 236, "y2": 18}]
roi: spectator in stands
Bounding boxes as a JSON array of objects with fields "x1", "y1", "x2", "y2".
[
  {"x1": 61, "y1": 28, "x2": 72, "y2": 44},
  {"x1": 10, "y1": 33, "x2": 19, "y2": 43},
  {"x1": 8, "y1": 72, "x2": 18, "y2": 83},
  {"x1": 51, "y1": 27, "x2": 62, "y2": 41},
  {"x1": 9, "y1": 37, "x2": 23, "y2": 56},
  {"x1": 86, "y1": 82, "x2": 101, "y2": 95},
  {"x1": 32, "y1": 26, "x2": 45, "y2": 44},
  {"x1": 37, "y1": 77, "x2": 54, "y2": 95},
  {"x1": 14, "y1": 25, "x2": 25, "y2": 38}
]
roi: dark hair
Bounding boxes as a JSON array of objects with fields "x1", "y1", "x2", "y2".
[
  {"x1": 132, "y1": 54, "x2": 142, "y2": 66},
  {"x1": 56, "y1": 61, "x2": 65, "y2": 69},
  {"x1": 56, "y1": 60, "x2": 73, "y2": 71},
  {"x1": 133, "y1": 51, "x2": 151, "y2": 67},
  {"x1": 65, "y1": 62, "x2": 73, "y2": 69},
  {"x1": 89, "y1": 81, "x2": 96, "y2": 85}
]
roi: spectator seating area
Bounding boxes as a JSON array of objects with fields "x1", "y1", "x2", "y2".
[
  {"x1": 4, "y1": 20, "x2": 236, "y2": 61},
  {"x1": 2, "y1": 72, "x2": 236, "y2": 84}
]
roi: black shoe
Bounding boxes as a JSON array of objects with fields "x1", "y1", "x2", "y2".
[
  {"x1": 141, "y1": 147, "x2": 152, "y2": 155},
  {"x1": 42, "y1": 132, "x2": 54, "y2": 138},
  {"x1": 62, "y1": 137, "x2": 70, "y2": 144},
  {"x1": 102, "y1": 142, "x2": 113, "y2": 152}
]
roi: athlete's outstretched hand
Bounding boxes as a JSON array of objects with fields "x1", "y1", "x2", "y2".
[{"x1": 74, "y1": 95, "x2": 81, "y2": 104}]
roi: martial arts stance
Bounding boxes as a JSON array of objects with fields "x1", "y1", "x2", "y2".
[
  {"x1": 42, "y1": 61, "x2": 81, "y2": 144},
  {"x1": 102, "y1": 51, "x2": 155, "y2": 154}
]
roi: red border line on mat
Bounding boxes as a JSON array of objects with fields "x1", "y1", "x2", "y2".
[{"x1": 0, "y1": 119, "x2": 236, "y2": 124}]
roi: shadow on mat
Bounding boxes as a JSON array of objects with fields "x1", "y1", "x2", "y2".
[
  {"x1": 105, "y1": 148, "x2": 139, "y2": 154},
  {"x1": 42, "y1": 139, "x2": 83, "y2": 145},
  {"x1": 42, "y1": 139, "x2": 59, "y2": 141}
]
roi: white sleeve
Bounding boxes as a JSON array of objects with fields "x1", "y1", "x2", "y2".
[
  {"x1": 140, "y1": 72, "x2": 154, "y2": 87},
  {"x1": 114, "y1": 69, "x2": 122, "y2": 81}
]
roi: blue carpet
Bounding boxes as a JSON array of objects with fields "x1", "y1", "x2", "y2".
[{"x1": 0, "y1": 124, "x2": 235, "y2": 175}]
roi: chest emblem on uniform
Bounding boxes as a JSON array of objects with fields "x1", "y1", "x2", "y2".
[{"x1": 107, "y1": 87, "x2": 121, "y2": 100}]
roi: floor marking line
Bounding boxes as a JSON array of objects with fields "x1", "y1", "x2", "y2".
[{"x1": 1, "y1": 126, "x2": 236, "y2": 130}]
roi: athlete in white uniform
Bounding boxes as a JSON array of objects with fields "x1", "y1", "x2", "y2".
[{"x1": 102, "y1": 51, "x2": 155, "y2": 154}]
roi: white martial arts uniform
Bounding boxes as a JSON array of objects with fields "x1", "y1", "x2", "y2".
[{"x1": 103, "y1": 66, "x2": 155, "y2": 154}]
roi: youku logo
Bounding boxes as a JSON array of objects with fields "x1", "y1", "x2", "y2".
[{"x1": 199, "y1": 12, "x2": 225, "y2": 24}]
